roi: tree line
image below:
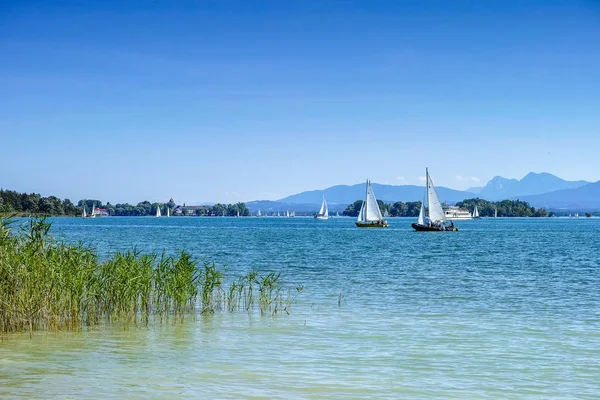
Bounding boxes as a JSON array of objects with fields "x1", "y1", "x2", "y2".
[
  {"x1": 0, "y1": 189, "x2": 249, "y2": 217},
  {"x1": 343, "y1": 198, "x2": 548, "y2": 217}
]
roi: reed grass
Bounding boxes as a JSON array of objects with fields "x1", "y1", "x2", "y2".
[{"x1": 0, "y1": 218, "x2": 302, "y2": 335}]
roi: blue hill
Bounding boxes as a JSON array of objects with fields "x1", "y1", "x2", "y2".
[
  {"x1": 479, "y1": 172, "x2": 588, "y2": 200},
  {"x1": 277, "y1": 183, "x2": 475, "y2": 205},
  {"x1": 520, "y1": 181, "x2": 600, "y2": 210}
]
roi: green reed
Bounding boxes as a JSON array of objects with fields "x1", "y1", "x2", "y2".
[{"x1": 0, "y1": 218, "x2": 303, "y2": 335}]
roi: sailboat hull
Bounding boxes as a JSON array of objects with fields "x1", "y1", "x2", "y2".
[
  {"x1": 412, "y1": 223, "x2": 458, "y2": 232},
  {"x1": 356, "y1": 222, "x2": 388, "y2": 228},
  {"x1": 314, "y1": 215, "x2": 329, "y2": 220}
]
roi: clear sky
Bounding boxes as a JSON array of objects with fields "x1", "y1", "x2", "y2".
[{"x1": 1, "y1": 0, "x2": 599, "y2": 204}]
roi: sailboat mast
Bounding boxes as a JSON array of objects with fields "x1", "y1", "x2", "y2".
[{"x1": 426, "y1": 168, "x2": 430, "y2": 219}]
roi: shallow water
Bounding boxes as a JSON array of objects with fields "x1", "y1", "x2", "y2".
[{"x1": 1, "y1": 217, "x2": 600, "y2": 398}]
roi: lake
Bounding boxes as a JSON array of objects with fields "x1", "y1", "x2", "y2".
[{"x1": 1, "y1": 217, "x2": 599, "y2": 398}]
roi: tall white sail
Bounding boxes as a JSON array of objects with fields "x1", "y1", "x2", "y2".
[
  {"x1": 257, "y1": 208, "x2": 261, "y2": 217},
  {"x1": 167, "y1": 207, "x2": 170, "y2": 217},
  {"x1": 494, "y1": 207, "x2": 498, "y2": 218},
  {"x1": 426, "y1": 169, "x2": 446, "y2": 222},
  {"x1": 418, "y1": 201, "x2": 425, "y2": 225},
  {"x1": 156, "y1": 206, "x2": 161, "y2": 217},
  {"x1": 366, "y1": 181, "x2": 383, "y2": 221},
  {"x1": 82, "y1": 204, "x2": 87, "y2": 218},
  {"x1": 473, "y1": 205, "x2": 479, "y2": 218},
  {"x1": 317, "y1": 195, "x2": 329, "y2": 218},
  {"x1": 90, "y1": 202, "x2": 95, "y2": 218},
  {"x1": 357, "y1": 180, "x2": 384, "y2": 223}
]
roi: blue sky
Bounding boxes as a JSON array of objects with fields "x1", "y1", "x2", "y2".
[{"x1": 1, "y1": 0, "x2": 599, "y2": 204}]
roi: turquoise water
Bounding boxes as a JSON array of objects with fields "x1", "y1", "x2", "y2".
[{"x1": 1, "y1": 217, "x2": 600, "y2": 398}]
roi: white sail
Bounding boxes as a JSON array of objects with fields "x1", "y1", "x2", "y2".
[
  {"x1": 167, "y1": 207, "x2": 170, "y2": 217},
  {"x1": 156, "y1": 206, "x2": 161, "y2": 217},
  {"x1": 277, "y1": 212, "x2": 280, "y2": 217},
  {"x1": 365, "y1": 181, "x2": 383, "y2": 221},
  {"x1": 494, "y1": 207, "x2": 498, "y2": 218},
  {"x1": 237, "y1": 210, "x2": 240, "y2": 217},
  {"x1": 473, "y1": 205, "x2": 479, "y2": 218},
  {"x1": 356, "y1": 201, "x2": 366, "y2": 223},
  {"x1": 418, "y1": 201, "x2": 425, "y2": 225},
  {"x1": 426, "y1": 169, "x2": 446, "y2": 222},
  {"x1": 336, "y1": 211, "x2": 339, "y2": 217},
  {"x1": 286, "y1": 210, "x2": 289, "y2": 217},
  {"x1": 90, "y1": 202, "x2": 95, "y2": 218},
  {"x1": 82, "y1": 204, "x2": 87, "y2": 218},
  {"x1": 257, "y1": 208, "x2": 261, "y2": 217},
  {"x1": 357, "y1": 180, "x2": 384, "y2": 223}
]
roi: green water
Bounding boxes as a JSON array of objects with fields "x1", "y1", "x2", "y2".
[{"x1": 1, "y1": 217, "x2": 599, "y2": 398}]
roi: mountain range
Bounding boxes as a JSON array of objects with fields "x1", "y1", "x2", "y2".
[{"x1": 244, "y1": 173, "x2": 599, "y2": 213}]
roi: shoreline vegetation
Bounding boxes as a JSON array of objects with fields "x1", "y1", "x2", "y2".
[
  {"x1": 343, "y1": 198, "x2": 551, "y2": 218},
  {"x1": 0, "y1": 217, "x2": 302, "y2": 336},
  {"x1": 1, "y1": 189, "x2": 597, "y2": 218}
]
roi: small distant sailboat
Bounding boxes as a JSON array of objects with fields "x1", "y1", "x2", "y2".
[
  {"x1": 336, "y1": 211, "x2": 340, "y2": 217},
  {"x1": 356, "y1": 180, "x2": 388, "y2": 228},
  {"x1": 277, "y1": 211, "x2": 280, "y2": 217},
  {"x1": 257, "y1": 208, "x2": 262, "y2": 217},
  {"x1": 412, "y1": 168, "x2": 457, "y2": 231},
  {"x1": 237, "y1": 210, "x2": 240, "y2": 217},
  {"x1": 167, "y1": 207, "x2": 170, "y2": 217},
  {"x1": 156, "y1": 206, "x2": 161, "y2": 218},
  {"x1": 473, "y1": 204, "x2": 481, "y2": 219},
  {"x1": 286, "y1": 210, "x2": 290, "y2": 217},
  {"x1": 383, "y1": 209, "x2": 390, "y2": 218},
  {"x1": 82, "y1": 204, "x2": 87, "y2": 218},
  {"x1": 90, "y1": 202, "x2": 96, "y2": 218},
  {"x1": 494, "y1": 206, "x2": 498, "y2": 218},
  {"x1": 291, "y1": 211, "x2": 295, "y2": 217},
  {"x1": 315, "y1": 195, "x2": 329, "y2": 220}
]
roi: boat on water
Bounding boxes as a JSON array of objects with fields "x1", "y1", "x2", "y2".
[
  {"x1": 444, "y1": 206, "x2": 472, "y2": 220},
  {"x1": 167, "y1": 207, "x2": 170, "y2": 217},
  {"x1": 315, "y1": 195, "x2": 329, "y2": 220},
  {"x1": 356, "y1": 180, "x2": 388, "y2": 228},
  {"x1": 472, "y1": 204, "x2": 481, "y2": 219},
  {"x1": 336, "y1": 211, "x2": 340, "y2": 217},
  {"x1": 156, "y1": 206, "x2": 161, "y2": 218},
  {"x1": 257, "y1": 208, "x2": 262, "y2": 217},
  {"x1": 412, "y1": 168, "x2": 457, "y2": 232},
  {"x1": 90, "y1": 202, "x2": 96, "y2": 218},
  {"x1": 383, "y1": 209, "x2": 390, "y2": 218},
  {"x1": 82, "y1": 204, "x2": 87, "y2": 218},
  {"x1": 494, "y1": 207, "x2": 498, "y2": 218}
]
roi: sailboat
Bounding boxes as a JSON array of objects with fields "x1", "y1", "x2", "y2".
[
  {"x1": 412, "y1": 168, "x2": 457, "y2": 231},
  {"x1": 156, "y1": 206, "x2": 161, "y2": 218},
  {"x1": 494, "y1": 207, "x2": 498, "y2": 218},
  {"x1": 473, "y1": 204, "x2": 481, "y2": 219},
  {"x1": 286, "y1": 210, "x2": 290, "y2": 217},
  {"x1": 237, "y1": 210, "x2": 240, "y2": 217},
  {"x1": 336, "y1": 211, "x2": 340, "y2": 217},
  {"x1": 257, "y1": 208, "x2": 262, "y2": 217},
  {"x1": 277, "y1": 211, "x2": 280, "y2": 217},
  {"x1": 82, "y1": 204, "x2": 87, "y2": 218},
  {"x1": 383, "y1": 209, "x2": 390, "y2": 218},
  {"x1": 90, "y1": 202, "x2": 96, "y2": 218},
  {"x1": 355, "y1": 180, "x2": 388, "y2": 228},
  {"x1": 315, "y1": 195, "x2": 329, "y2": 220},
  {"x1": 167, "y1": 207, "x2": 170, "y2": 217}
]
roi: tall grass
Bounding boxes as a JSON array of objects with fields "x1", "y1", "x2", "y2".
[{"x1": 0, "y1": 218, "x2": 302, "y2": 335}]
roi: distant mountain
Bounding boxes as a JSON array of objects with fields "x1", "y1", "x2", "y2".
[
  {"x1": 277, "y1": 183, "x2": 475, "y2": 206},
  {"x1": 466, "y1": 186, "x2": 483, "y2": 194},
  {"x1": 521, "y1": 181, "x2": 600, "y2": 210},
  {"x1": 478, "y1": 172, "x2": 589, "y2": 200}
]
